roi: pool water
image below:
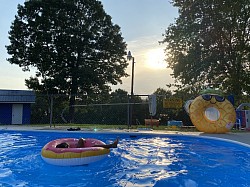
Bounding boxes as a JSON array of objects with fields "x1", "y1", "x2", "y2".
[{"x1": 0, "y1": 130, "x2": 250, "y2": 187}]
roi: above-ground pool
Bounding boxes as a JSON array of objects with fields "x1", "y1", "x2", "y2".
[{"x1": 0, "y1": 130, "x2": 249, "y2": 187}]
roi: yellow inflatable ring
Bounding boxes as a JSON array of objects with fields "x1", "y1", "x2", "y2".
[{"x1": 189, "y1": 94, "x2": 236, "y2": 133}]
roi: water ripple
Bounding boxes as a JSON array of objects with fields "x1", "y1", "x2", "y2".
[{"x1": 0, "y1": 131, "x2": 249, "y2": 187}]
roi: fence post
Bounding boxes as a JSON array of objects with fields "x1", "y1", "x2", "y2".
[
  {"x1": 127, "y1": 95, "x2": 130, "y2": 129},
  {"x1": 49, "y1": 95, "x2": 54, "y2": 127}
]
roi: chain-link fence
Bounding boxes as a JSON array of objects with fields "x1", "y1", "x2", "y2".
[
  {"x1": 30, "y1": 94, "x2": 152, "y2": 126},
  {"x1": 0, "y1": 92, "x2": 191, "y2": 126}
]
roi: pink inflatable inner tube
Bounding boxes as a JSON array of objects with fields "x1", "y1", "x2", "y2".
[{"x1": 41, "y1": 138, "x2": 110, "y2": 166}]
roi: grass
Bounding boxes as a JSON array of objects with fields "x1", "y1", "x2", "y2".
[
  {"x1": 28, "y1": 123, "x2": 199, "y2": 132},
  {"x1": 28, "y1": 123, "x2": 248, "y2": 133}
]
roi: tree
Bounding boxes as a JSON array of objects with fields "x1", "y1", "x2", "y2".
[
  {"x1": 6, "y1": 0, "x2": 128, "y2": 122},
  {"x1": 162, "y1": 0, "x2": 250, "y2": 99},
  {"x1": 153, "y1": 88, "x2": 172, "y2": 115}
]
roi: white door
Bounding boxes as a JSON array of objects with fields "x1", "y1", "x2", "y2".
[{"x1": 12, "y1": 104, "x2": 23, "y2": 124}]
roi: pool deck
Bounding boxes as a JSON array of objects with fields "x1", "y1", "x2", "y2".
[{"x1": 1, "y1": 125, "x2": 250, "y2": 147}]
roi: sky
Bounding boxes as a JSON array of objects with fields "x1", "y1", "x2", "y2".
[{"x1": 0, "y1": 0, "x2": 179, "y2": 95}]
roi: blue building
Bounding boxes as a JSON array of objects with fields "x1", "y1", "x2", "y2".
[{"x1": 0, "y1": 90, "x2": 36, "y2": 125}]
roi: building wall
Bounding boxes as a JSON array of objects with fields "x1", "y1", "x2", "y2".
[
  {"x1": 0, "y1": 103, "x2": 12, "y2": 124},
  {"x1": 0, "y1": 103, "x2": 31, "y2": 124},
  {"x1": 23, "y1": 103, "x2": 31, "y2": 124}
]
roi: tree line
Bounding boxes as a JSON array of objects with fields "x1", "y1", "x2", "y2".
[{"x1": 6, "y1": 0, "x2": 250, "y2": 124}]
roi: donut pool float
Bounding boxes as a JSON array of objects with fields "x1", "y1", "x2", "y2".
[
  {"x1": 41, "y1": 138, "x2": 110, "y2": 166},
  {"x1": 189, "y1": 93, "x2": 236, "y2": 133}
]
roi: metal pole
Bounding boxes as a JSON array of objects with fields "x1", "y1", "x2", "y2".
[
  {"x1": 130, "y1": 57, "x2": 135, "y2": 128},
  {"x1": 127, "y1": 96, "x2": 130, "y2": 128},
  {"x1": 127, "y1": 51, "x2": 136, "y2": 128}
]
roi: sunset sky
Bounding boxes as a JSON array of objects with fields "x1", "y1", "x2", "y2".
[{"x1": 0, "y1": 0, "x2": 179, "y2": 95}]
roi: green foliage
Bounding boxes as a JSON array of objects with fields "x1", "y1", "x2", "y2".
[
  {"x1": 153, "y1": 88, "x2": 172, "y2": 115},
  {"x1": 163, "y1": 0, "x2": 250, "y2": 99},
  {"x1": 199, "y1": 88, "x2": 224, "y2": 96},
  {"x1": 6, "y1": 0, "x2": 128, "y2": 121}
]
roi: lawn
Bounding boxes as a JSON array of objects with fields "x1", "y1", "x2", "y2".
[
  {"x1": 29, "y1": 123, "x2": 198, "y2": 132},
  {"x1": 28, "y1": 123, "x2": 246, "y2": 133}
]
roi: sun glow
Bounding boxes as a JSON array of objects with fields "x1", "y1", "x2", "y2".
[{"x1": 145, "y1": 48, "x2": 166, "y2": 69}]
